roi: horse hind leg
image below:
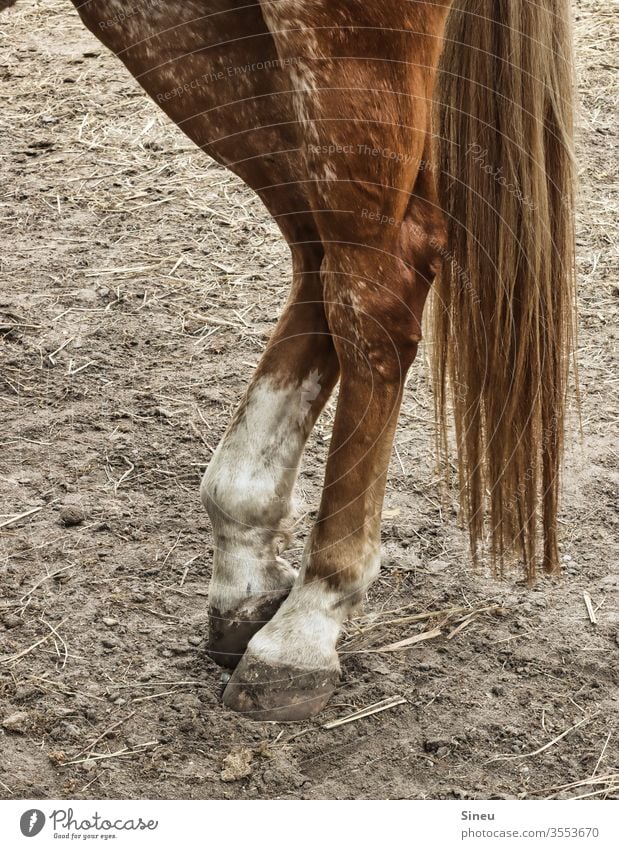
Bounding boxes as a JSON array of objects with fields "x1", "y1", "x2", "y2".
[{"x1": 201, "y1": 241, "x2": 339, "y2": 668}]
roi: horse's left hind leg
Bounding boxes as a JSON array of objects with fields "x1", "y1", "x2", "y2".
[{"x1": 201, "y1": 242, "x2": 339, "y2": 667}]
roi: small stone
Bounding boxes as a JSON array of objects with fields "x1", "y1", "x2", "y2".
[
  {"x1": 599, "y1": 575, "x2": 619, "y2": 589},
  {"x1": 60, "y1": 723, "x2": 81, "y2": 739},
  {"x1": 59, "y1": 506, "x2": 85, "y2": 527},
  {"x1": 426, "y1": 558, "x2": 449, "y2": 574},
  {"x1": 113, "y1": 697, "x2": 127, "y2": 706},
  {"x1": 14, "y1": 685, "x2": 40, "y2": 702},
  {"x1": 423, "y1": 738, "x2": 451, "y2": 754},
  {"x1": 101, "y1": 637, "x2": 119, "y2": 649},
  {"x1": 221, "y1": 748, "x2": 253, "y2": 782},
  {"x1": 188, "y1": 635, "x2": 203, "y2": 647},
  {"x1": 168, "y1": 642, "x2": 189, "y2": 655},
  {"x1": 73, "y1": 288, "x2": 98, "y2": 304},
  {"x1": 2, "y1": 711, "x2": 29, "y2": 733},
  {"x1": 137, "y1": 668, "x2": 156, "y2": 681},
  {"x1": 55, "y1": 707, "x2": 77, "y2": 718},
  {"x1": 102, "y1": 617, "x2": 118, "y2": 628},
  {"x1": 172, "y1": 695, "x2": 201, "y2": 712},
  {"x1": 449, "y1": 787, "x2": 467, "y2": 799}
]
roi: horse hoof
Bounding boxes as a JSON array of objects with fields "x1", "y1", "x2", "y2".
[
  {"x1": 208, "y1": 588, "x2": 292, "y2": 669},
  {"x1": 222, "y1": 653, "x2": 339, "y2": 721}
]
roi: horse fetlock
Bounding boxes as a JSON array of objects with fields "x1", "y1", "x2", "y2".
[
  {"x1": 208, "y1": 553, "x2": 297, "y2": 669},
  {"x1": 208, "y1": 587, "x2": 294, "y2": 670}
]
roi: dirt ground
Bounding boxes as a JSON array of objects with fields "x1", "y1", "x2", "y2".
[{"x1": 0, "y1": 0, "x2": 617, "y2": 801}]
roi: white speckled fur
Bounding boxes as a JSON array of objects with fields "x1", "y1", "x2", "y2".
[{"x1": 201, "y1": 374, "x2": 320, "y2": 614}]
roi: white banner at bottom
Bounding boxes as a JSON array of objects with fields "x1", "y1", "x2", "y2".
[{"x1": 0, "y1": 799, "x2": 616, "y2": 849}]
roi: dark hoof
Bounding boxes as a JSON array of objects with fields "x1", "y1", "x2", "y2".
[
  {"x1": 208, "y1": 589, "x2": 291, "y2": 669},
  {"x1": 222, "y1": 654, "x2": 339, "y2": 721}
]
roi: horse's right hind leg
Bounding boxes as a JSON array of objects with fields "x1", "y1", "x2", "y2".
[
  {"x1": 201, "y1": 242, "x2": 339, "y2": 668},
  {"x1": 61, "y1": 0, "x2": 340, "y2": 667}
]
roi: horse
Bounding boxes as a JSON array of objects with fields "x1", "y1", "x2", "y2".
[{"x1": 1, "y1": 0, "x2": 576, "y2": 721}]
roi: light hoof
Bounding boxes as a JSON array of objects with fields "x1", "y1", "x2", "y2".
[
  {"x1": 222, "y1": 653, "x2": 339, "y2": 721},
  {"x1": 208, "y1": 588, "x2": 292, "y2": 669}
]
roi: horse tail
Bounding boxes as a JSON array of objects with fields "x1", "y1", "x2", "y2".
[{"x1": 433, "y1": 0, "x2": 576, "y2": 582}]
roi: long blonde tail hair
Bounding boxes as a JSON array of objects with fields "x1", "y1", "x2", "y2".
[{"x1": 433, "y1": 0, "x2": 576, "y2": 581}]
